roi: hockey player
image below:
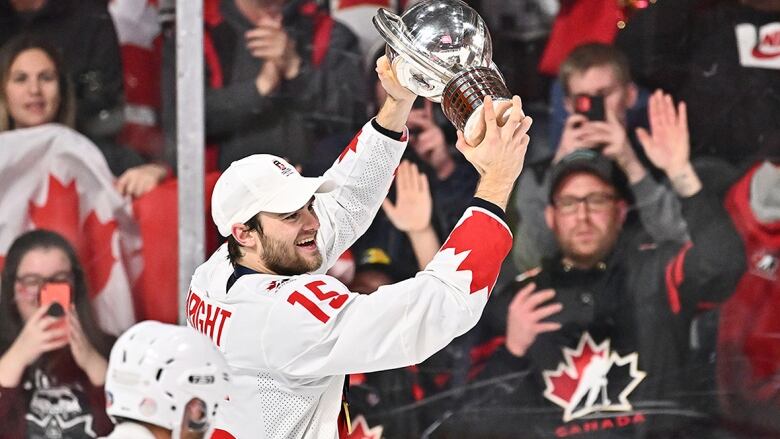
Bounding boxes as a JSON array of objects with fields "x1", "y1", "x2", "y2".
[
  {"x1": 189, "y1": 55, "x2": 533, "y2": 438},
  {"x1": 102, "y1": 321, "x2": 231, "y2": 439}
]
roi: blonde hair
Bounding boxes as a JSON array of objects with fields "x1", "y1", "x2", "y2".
[
  {"x1": 558, "y1": 43, "x2": 632, "y2": 97},
  {"x1": 0, "y1": 35, "x2": 76, "y2": 132}
]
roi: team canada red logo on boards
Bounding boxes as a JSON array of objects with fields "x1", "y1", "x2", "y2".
[
  {"x1": 736, "y1": 23, "x2": 780, "y2": 69},
  {"x1": 543, "y1": 333, "x2": 646, "y2": 422}
]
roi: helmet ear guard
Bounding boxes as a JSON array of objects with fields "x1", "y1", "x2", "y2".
[{"x1": 105, "y1": 321, "x2": 231, "y2": 435}]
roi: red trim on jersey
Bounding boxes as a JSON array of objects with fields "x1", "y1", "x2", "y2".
[
  {"x1": 211, "y1": 429, "x2": 236, "y2": 439},
  {"x1": 441, "y1": 209, "x2": 512, "y2": 296},
  {"x1": 664, "y1": 242, "x2": 693, "y2": 314},
  {"x1": 338, "y1": 130, "x2": 361, "y2": 163}
]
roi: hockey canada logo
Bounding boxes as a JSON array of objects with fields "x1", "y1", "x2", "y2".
[
  {"x1": 751, "y1": 250, "x2": 778, "y2": 281},
  {"x1": 543, "y1": 333, "x2": 646, "y2": 422}
]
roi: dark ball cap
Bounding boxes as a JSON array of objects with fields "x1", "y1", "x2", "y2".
[{"x1": 549, "y1": 149, "x2": 630, "y2": 202}]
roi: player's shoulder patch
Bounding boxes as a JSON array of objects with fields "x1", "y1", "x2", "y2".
[{"x1": 264, "y1": 277, "x2": 293, "y2": 293}]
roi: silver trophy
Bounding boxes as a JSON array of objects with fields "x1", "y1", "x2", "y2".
[{"x1": 373, "y1": 0, "x2": 514, "y2": 145}]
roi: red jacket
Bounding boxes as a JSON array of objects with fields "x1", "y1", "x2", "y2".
[{"x1": 718, "y1": 162, "x2": 780, "y2": 433}]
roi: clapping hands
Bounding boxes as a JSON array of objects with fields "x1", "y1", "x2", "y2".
[{"x1": 382, "y1": 160, "x2": 432, "y2": 233}]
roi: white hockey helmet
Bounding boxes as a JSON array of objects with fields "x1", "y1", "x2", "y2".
[{"x1": 105, "y1": 321, "x2": 230, "y2": 432}]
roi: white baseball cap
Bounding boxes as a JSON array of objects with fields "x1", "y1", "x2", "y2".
[{"x1": 211, "y1": 155, "x2": 336, "y2": 237}]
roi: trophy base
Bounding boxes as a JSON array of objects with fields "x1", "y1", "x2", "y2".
[
  {"x1": 463, "y1": 100, "x2": 514, "y2": 146},
  {"x1": 442, "y1": 67, "x2": 512, "y2": 146}
]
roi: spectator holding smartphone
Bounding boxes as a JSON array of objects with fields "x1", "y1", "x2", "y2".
[
  {"x1": 513, "y1": 43, "x2": 689, "y2": 271},
  {"x1": 0, "y1": 230, "x2": 115, "y2": 438}
]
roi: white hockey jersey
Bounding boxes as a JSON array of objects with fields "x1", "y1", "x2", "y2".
[{"x1": 188, "y1": 120, "x2": 513, "y2": 438}]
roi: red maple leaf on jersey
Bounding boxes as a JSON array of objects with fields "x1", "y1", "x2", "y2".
[
  {"x1": 338, "y1": 130, "x2": 361, "y2": 163},
  {"x1": 543, "y1": 332, "x2": 646, "y2": 422},
  {"x1": 28, "y1": 175, "x2": 117, "y2": 295},
  {"x1": 346, "y1": 416, "x2": 383, "y2": 439},
  {"x1": 544, "y1": 336, "x2": 609, "y2": 405},
  {"x1": 440, "y1": 209, "x2": 511, "y2": 295}
]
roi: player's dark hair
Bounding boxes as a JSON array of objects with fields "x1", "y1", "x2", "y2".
[{"x1": 227, "y1": 215, "x2": 263, "y2": 266}]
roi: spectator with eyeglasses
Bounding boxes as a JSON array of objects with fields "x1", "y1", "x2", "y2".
[
  {"x1": 440, "y1": 92, "x2": 746, "y2": 438},
  {"x1": 514, "y1": 43, "x2": 690, "y2": 272},
  {"x1": 0, "y1": 230, "x2": 115, "y2": 438}
]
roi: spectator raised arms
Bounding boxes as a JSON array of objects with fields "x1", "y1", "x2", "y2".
[{"x1": 454, "y1": 91, "x2": 745, "y2": 439}]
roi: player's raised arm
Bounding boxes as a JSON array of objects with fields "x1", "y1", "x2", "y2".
[{"x1": 262, "y1": 96, "x2": 533, "y2": 376}]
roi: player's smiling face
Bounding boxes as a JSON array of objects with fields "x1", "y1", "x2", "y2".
[{"x1": 257, "y1": 197, "x2": 322, "y2": 275}]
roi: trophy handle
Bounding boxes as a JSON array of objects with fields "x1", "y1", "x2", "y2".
[{"x1": 372, "y1": 9, "x2": 452, "y2": 84}]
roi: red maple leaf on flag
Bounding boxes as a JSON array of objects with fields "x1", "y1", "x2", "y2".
[
  {"x1": 338, "y1": 130, "x2": 361, "y2": 163},
  {"x1": 28, "y1": 176, "x2": 80, "y2": 245},
  {"x1": 81, "y1": 211, "x2": 117, "y2": 298},
  {"x1": 28, "y1": 175, "x2": 117, "y2": 296},
  {"x1": 440, "y1": 209, "x2": 511, "y2": 295}
]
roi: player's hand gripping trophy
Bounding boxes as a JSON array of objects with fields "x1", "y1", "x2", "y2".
[{"x1": 373, "y1": 0, "x2": 519, "y2": 146}]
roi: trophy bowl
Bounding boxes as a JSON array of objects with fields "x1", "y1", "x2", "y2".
[{"x1": 373, "y1": 0, "x2": 515, "y2": 145}]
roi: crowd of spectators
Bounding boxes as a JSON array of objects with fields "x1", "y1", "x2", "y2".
[{"x1": 0, "y1": 0, "x2": 777, "y2": 438}]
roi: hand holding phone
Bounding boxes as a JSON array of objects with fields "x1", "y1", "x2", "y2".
[
  {"x1": 40, "y1": 282, "x2": 71, "y2": 332},
  {"x1": 573, "y1": 94, "x2": 605, "y2": 122}
]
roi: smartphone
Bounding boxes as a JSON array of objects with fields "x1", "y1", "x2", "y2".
[
  {"x1": 40, "y1": 283, "x2": 71, "y2": 331},
  {"x1": 573, "y1": 94, "x2": 605, "y2": 121}
]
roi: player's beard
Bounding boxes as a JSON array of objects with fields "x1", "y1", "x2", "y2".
[{"x1": 259, "y1": 232, "x2": 322, "y2": 276}]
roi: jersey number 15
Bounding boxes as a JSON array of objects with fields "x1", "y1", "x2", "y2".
[{"x1": 287, "y1": 280, "x2": 349, "y2": 323}]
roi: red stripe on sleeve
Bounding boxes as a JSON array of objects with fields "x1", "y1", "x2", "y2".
[{"x1": 664, "y1": 242, "x2": 693, "y2": 315}]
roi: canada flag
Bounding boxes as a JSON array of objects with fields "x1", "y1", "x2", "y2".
[{"x1": 0, "y1": 124, "x2": 142, "y2": 335}]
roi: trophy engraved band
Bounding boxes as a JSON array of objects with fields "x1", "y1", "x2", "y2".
[
  {"x1": 373, "y1": 0, "x2": 514, "y2": 145},
  {"x1": 442, "y1": 67, "x2": 511, "y2": 139}
]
